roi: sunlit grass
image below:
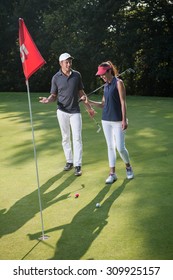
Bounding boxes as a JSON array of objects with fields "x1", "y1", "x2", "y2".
[{"x1": 0, "y1": 93, "x2": 173, "y2": 260}]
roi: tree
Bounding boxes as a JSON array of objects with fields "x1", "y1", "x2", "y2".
[
  {"x1": 0, "y1": 0, "x2": 172, "y2": 96},
  {"x1": 105, "y1": 0, "x2": 173, "y2": 95}
]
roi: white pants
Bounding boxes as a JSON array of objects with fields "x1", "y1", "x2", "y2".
[
  {"x1": 57, "y1": 110, "x2": 82, "y2": 167},
  {"x1": 102, "y1": 120, "x2": 130, "y2": 167}
]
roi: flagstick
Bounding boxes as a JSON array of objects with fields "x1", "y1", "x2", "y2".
[{"x1": 26, "y1": 80, "x2": 49, "y2": 241}]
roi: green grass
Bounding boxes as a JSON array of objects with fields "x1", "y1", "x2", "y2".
[{"x1": 0, "y1": 92, "x2": 173, "y2": 260}]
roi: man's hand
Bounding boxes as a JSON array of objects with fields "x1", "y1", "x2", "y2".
[
  {"x1": 79, "y1": 95, "x2": 88, "y2": 103},
  {"x1": 39, "y1": 94, "x2": 57, "y2": 103},
  {"x1": 39, "y1": 97, "x2": 49, "y2": 103}
]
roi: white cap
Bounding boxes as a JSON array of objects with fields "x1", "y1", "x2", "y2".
[{"x1": 59, "y1": 53, "x2": 74, "y2": 62}]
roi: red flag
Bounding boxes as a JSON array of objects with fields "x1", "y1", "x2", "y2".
[{"x1": 19, "y1": 18, "x2": 46, "y2": 80}]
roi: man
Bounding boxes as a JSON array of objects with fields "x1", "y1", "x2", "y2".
[{"x1": 39, "y1": 53, "x2": 94, "y2": 176}]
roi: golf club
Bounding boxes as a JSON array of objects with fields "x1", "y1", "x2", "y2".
[
  {"x1": 117, "y1": 68, "x2": 135, "y2": 77},
  {"x1": 78, "y1": 67, "x2": 135, "y2": 102},
  {"x1": 93, "y1": 117, "x2": 102, "y2": 133}
]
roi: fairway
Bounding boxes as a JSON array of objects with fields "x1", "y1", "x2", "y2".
[{"x1": 0, "y1": 92, "x2": 173, "y2": 260}]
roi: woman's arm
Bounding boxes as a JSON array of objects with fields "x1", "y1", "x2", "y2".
[
  {"x1": 88, "y1": 95, "x2": 105, "y2": 109},
  {"x1": 117, "y1": 80, "x2": 128, "y2": 130}
]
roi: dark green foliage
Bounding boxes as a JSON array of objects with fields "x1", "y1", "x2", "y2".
[{"x1": 0, "y1": 0, "x2": 172, "y2": 96}]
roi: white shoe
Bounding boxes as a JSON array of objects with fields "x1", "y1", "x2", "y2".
[
  {"x1": 126, "y1": 167, "x2": 134, "y2": 179},
  {"x1": 105, "y1": 174, "x2": 117, "y2": 184}
]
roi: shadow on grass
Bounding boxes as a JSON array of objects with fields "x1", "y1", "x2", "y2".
[
  {"x1": 29, "y1": 178, "x2": 130, "y2": 260},
  {"x1": 21, "y1": 241, "x2": 41, "y2": 260},
  {"x1": 0, "y1": 171, "x2": 77, "y2": 238}
]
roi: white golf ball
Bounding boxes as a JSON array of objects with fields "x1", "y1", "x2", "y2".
[{"x1": 96, "y1": 203, "x2": 101, "y2": 208}]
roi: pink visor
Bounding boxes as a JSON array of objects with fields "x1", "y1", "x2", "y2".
[{"x1": 96, "y1": 65, "x2": 111, "y2": 76}]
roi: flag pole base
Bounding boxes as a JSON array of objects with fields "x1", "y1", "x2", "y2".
[{"x1": 38, "y1": 235, "x2": 49, "y2": 241}]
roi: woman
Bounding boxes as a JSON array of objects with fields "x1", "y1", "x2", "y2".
[{"x1": 89, "y1": 61, "x2": 134, "y2": 183}]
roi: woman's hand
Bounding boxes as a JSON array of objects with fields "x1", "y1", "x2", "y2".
[
  {"x1": 87, "y1": 108, "x2": 96, "y2": 118},
  {"x1": 122, "y1": 119, "x2": 128, "y2": 130}
]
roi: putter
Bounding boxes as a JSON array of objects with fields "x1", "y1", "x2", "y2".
[
  {"x1": 93, "y1": 117, "x2": 101, "y2": 133},
  {"x1": 78, "y1": 67, "x2": 135, "y2": 102},
  {"x1": 117, "y1": 68, "x2": 135, "y2": 77}
]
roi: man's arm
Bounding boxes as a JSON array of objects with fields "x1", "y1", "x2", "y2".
[
  {"x1": 39, "y1": 93, "x2": 57, "y2": 104},
  {"x1": 79, "y1": 89, "x2": 96, "y2": 117}
]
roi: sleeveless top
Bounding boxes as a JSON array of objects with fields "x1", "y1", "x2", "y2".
[{"x1": 102, "y1": 77, "x2": 122, "y2": 121}]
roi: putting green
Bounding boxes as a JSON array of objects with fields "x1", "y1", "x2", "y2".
[{"x1": 0, "y1": 93, "x2": 173, "y2": 260}]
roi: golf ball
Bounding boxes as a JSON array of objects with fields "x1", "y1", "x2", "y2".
[{"x1": 96, "y1": 203, "x2": 101, "y2": 208}]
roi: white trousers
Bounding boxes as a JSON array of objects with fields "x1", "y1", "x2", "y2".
[
  {"x1": 57, "y1": 110, "x2": 82, "y2": 167},
  {"x1": 102, "y1": 120, "x2": 130, "y2": 167}
]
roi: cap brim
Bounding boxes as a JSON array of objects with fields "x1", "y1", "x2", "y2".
[
  {"x1": 96, "y1": 69, "x2": 107, "y2": 76},
  {"x1": 96, "y1": 66, "x2": 111, "y2": 76},
  {"x1": 59, "y1": 55, "x2": 74, "y2": 62}
]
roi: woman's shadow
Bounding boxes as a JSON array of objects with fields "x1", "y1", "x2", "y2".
[
  {"x1": 0, "y1": 171, "x2": 77, "y2": 238},
  {"x1": 29, "y1": 178, "x2": 130, "y2": 260}
]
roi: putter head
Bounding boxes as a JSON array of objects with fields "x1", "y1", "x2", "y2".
[
  {"x1": 128, "y1": 68, "x2": 135, "y2": 73},
  {"x1": 97, "y1": 124, "x2": 101, "y2": 133}
]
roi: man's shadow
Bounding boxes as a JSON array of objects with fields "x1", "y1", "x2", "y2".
[
  {"x1": 0, "y1": 171, "x2": 77, "y2": 238},
  {"x1": 29, "y1": 178, "x2": 130, "y2": 260}
]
